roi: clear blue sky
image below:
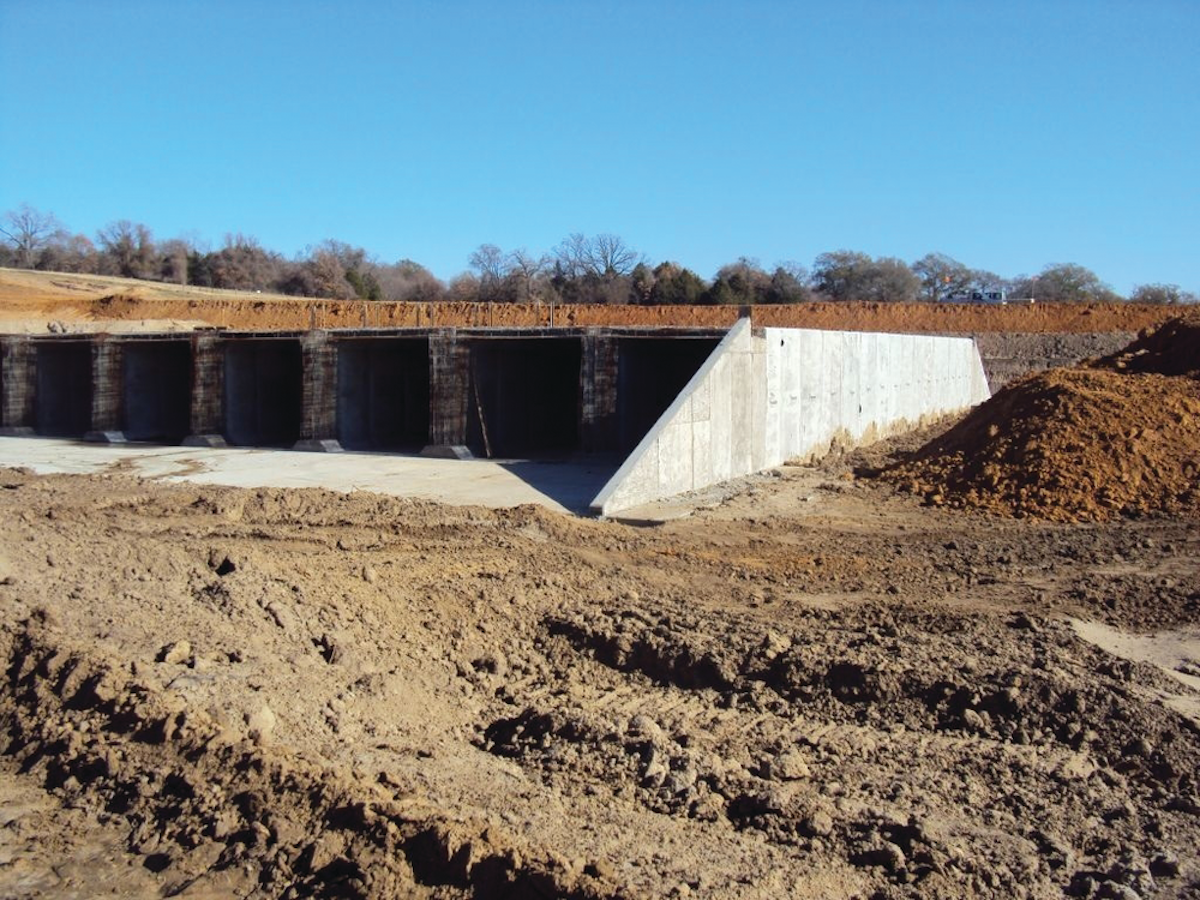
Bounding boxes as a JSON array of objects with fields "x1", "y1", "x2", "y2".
[{"x1": 1, "y1": 0, "x2": 1196, "y2": 293}]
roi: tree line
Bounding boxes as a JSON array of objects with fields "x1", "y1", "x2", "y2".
[{"x1": 1, "y1": 203, "x2": 1195, "y2": 306}]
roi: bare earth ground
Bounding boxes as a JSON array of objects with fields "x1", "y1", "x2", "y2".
[
  {"x1": 1, "y1": 274, "x2": 1198, "y2": 898},
  {"x1": 0, "y1": 431, "x2": 1197, "y2": 900}
]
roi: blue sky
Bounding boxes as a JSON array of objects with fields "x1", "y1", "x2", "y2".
[{"x1": 1, "y1": 0, "x2": 1196, "y2": 293}]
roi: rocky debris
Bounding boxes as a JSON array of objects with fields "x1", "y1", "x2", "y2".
[
  {"x1": 246, "y1": 703, "x2": 277, "y2": 746},
  {"x1": 156, "y1": 639, "x2": 193, "y2": 666}
]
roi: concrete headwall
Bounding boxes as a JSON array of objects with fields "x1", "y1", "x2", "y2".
[{"x1": 590, "y1": 324, "x2": 990, "y2": 516}]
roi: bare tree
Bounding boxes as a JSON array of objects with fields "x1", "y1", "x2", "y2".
[
  {"x1": 1, "y1": 203, "x2": 63, "y2": 268},
  {"x1": 587, "y1": 233, "x2": 640, "y2": 277},
  {"x1": 469, "y1": 243, "x2": 510, "y2": 302},
  {"x1": 812, "y1": 250, "x2": 874, "y2": 300},
  {"x1": 547, "y1": 233, "x2": 643, "y2": 303},
  {"x1": 776, "y1": 259, "x2": 809, "y2": 285},
  {"x1": 375, "y1": 259, "x2": 444, "y2": 303},
  {"x1": 552, "y1": 233, "x2": 591, "y2": 279},
  {"x1": 158, "y1": 238, "x2": 191, "y2": 285},
  {"x1": 552, "y1": 233, "x2": 640, "y2": 278},
  {"x1": 1129, "y1": 283, "x2": 1197, "y2": 305},
  {"x1": 36, "y1": 231, "x2": 98, "y2": 273},
  {"x1": 506, "y1": 249, "x2": 547, "y2": 303},
  {"x1": 306, "y1": 248, "x2": 356, "y2": 300},
  {"x1": 208, "y1": 234, "x2": 283, "y2": 291},
  {"x1": 96, "y1": 220, "x2": 156, "y2": 278},
  {"x1": 446, "y1": 272, "x2": 481, "y2": 303},
  {"x1": 813, "y1": 250, "x2": 919, "y2": 302}
]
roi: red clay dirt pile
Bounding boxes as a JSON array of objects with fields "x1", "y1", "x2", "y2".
[{"x1": 881, "y1": 314, "x2": 1200, "y2": 522}]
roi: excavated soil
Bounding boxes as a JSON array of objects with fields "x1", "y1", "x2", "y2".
[
  {"x1": 880, "y1": 316, "x2": 1200, "y2": 522},
  {"x1": 0, "y1": 267, "x2": 1184, "y2": 335},
  {"x1": 1, "y1": 449, "x2": 1198, "y2": 899}
]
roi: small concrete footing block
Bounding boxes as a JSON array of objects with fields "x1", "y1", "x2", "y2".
[
  {"x1": 84, "y1": 430, "x2": 127, "y2": 444},
  {"x1": 293, "y1": 438, "x2": 344, "y2": 453},
  {"x1": 182, "y1": 434, "x2": 228, "y2": 448},
  {"x1": 419, "y1": 444, "x2": 474, "y2": 460}
]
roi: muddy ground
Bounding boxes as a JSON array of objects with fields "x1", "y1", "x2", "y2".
[{"x1": 1, "y1": 426, "x2": 1197, "y2": 899}]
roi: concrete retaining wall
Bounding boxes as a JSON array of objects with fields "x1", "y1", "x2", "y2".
[{"x1": 590, "y1": 323, "x2": 990, "y2": 516}]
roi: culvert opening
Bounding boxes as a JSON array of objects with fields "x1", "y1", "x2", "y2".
[
  {"x1": 616, "y1": 337, "x2": 719, "y2": 452},
  {"x1": 34, "y1": 341, "x2": 93, "y2": 437},
  {"x1": 467, "y1": 337, "x2": 581, "y2": 458},
  {"x1": 223, "y1": 339, "x2": 302, "y2": 447},
  {"x1": 122, "y1": 341, "x2": 192, "y2": 443},
  {"x1": 336, "y1": 337, "x2": 430, "y2": 451}
]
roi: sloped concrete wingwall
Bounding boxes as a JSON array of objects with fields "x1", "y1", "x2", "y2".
[
  {"x1": 590, "y1": 320, "x2": 760, "y2": 516},
  {"x1": 591, "y1": 324, "x2": 990, "y2": 516}
]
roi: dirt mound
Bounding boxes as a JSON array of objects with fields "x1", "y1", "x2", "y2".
[
  {"x1": 881, "y1": 318, "x2": 1200, "y2": 521},
  {"x1": 1091, "y1": 312, "x2": 1200, "y2": 378}
]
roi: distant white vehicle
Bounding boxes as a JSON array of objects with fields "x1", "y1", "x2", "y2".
[{"x1": 944, "y1": 289, "x2": 1008, "y2": 305}]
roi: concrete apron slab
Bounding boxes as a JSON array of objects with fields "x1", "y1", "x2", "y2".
[{"x1": 0, "y1": 437, "x2": 615, "y2": 516}]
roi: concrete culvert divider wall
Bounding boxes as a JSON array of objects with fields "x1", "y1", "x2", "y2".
[{"x1": 0, "y1": 338, "x2": 35, "y2": 434}]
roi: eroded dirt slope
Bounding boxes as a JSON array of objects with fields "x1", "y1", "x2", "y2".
[{"x1": 1, "y1": 453, "x2": 1197, "y2": 899}]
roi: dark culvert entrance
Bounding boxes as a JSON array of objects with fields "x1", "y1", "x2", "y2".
[
  {"x1": 34, "y1": 341, "x2": 93, "y2": 437},
  {"x1": 122, "y1": 341, "x2": 192, "y2": 443},
  {"x1": 223, "y1": 339, "x2": 302, "y2": 447},
  {"x1": 616, "y1": 337, "x2": 719, "y2": 453},
  {"x1": 467, "y1": 338, "x2": 582, "y2": 458},
  {"x1": 336, "y1": 338, "x2": 431, "y2": 451}
]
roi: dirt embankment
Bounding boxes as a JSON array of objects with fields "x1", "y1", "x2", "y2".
[
  {"x1": 0, "y1": 267, "x2": 1184, "y2": 335},
  {"x1": 39, "y1": 295, "x2": 1188, "y2": 335},
  {"x1": 881, "y1": 315, "x2": 1200, "y2": 522}
]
